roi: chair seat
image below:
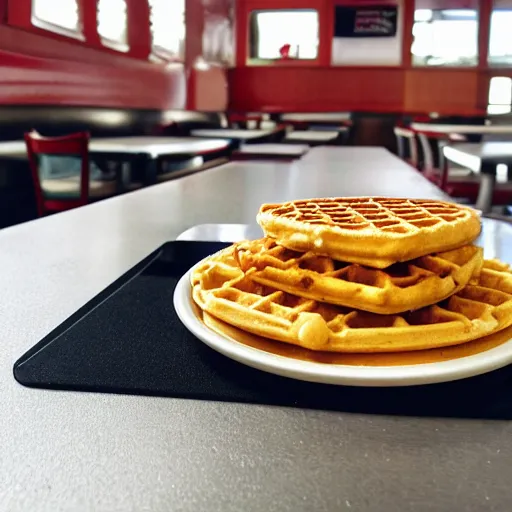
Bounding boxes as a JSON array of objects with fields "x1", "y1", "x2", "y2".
[{"x1": 41, "y1": 176, "x2": 117, "y2": 199}]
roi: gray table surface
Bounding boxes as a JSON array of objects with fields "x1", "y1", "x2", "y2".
[
  {"x1": 444, "y1": 142, "x2": 512, "y2": 171},
  {"x1": 284, "y1": 130, "x2": 342, "y2": 142},
  {"x1": 412, "y1": 123, "x2": 512, "y2": 134},
  {"x1": 443, "y1": 143, "x2": 512, "y2": 213},
  {"x1": 0, "y1": 136, "x2": 230, "y2": 159},
  {"x1": 190, "y1": 128, "x2": 276, "y2": 140},
  {"x1": 3, "y1": 147, "x2": 512, "y2": 512},
  {"x1": 237, "y1": 143, "x2": 309, "y2": 156},
  {"x1": 281, "y1": 112, "x2": 352, "y2": 123}
]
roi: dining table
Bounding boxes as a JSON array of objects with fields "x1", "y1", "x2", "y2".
[
  {"x1": 2, "y1": 146, "x2": 512, "y2": 512},
  {"x1": 280, "y1": 112, "x2": 352, "y2": 125},
  {"x1": 232, "y1": 142, "x2": 310, "y2": 161},
  {"x1": 411, "y1": 123, "x2": 512, "y2": 135},
  {"x1": 190, "y1": 127, "x2": 285, "y2": 147},
  {"x1": 282, "y1": 127, "x2": 349, "y2": 145},
  {"x1": 443, "y1": 142, "x2": 512, "y2": 213},
  {"x1": 0, "y1": 136, "x2": 231, "y2": 187}
]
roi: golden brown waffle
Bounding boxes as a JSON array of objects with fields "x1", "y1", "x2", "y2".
[
  {"x1": 257, "y1": 197, "x2": 481, "y2": 268},
  {"x1": 232, "y1": 238, "x2": 483, "y2": 314},
  {"x1": 191, "y1": 255, "x2": 512, "y2": 353}
]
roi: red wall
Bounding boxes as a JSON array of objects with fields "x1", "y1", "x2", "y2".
[
  {"x1": 229, "y1": 0, "x2": 497, "y2": 115},
  {"x1": 0, "y1": 0, "x2": 187, "y2": 109}
]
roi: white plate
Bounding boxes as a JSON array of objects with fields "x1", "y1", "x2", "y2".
[{"x1": 174, "y1": 260, "x2": 512, "y2": 388}]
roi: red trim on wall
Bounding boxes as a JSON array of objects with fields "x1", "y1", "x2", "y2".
[
  {"x1": 478, "y1": 0, "x2": 492, "y2": 69},
  {"x1": 229, "y1": 66, "x2": 406, "y2": 113},
  {"x1": 401, "y1": 0, "x2": 414, "y2": 68},
  {"x1": 82, "y1": 0, "x2": 100, "y2": 47},
  {"x1": 126, "y1": 0, "x2": 150, "y2": 60},
  {"x1": 0, "y1": 48, "x2": 186, "y2": 108}
]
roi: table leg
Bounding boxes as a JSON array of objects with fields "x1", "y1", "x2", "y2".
[
  {"x1": 475, "y1": 169, "x2": 496, "y2": 214},
  {"x1": 437, "y1": 140, "x2": 448, "y2": 171},
  {"x1": 144, "y1": 157, "x2": 158, "y2": 186}
]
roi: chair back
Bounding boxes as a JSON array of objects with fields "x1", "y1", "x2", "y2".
[
  {"x1": 24, "y1": 130, "x2": 90, "y2": 216},
  {"x1": 393, "y1": 126, "x2": 419, "y2": 168},
  {"x1": 416, "y1": 132, "x2": 435, "y2": 171}
]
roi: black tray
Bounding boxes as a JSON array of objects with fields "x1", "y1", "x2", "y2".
[{"x1": 13, "y1": 241, "x2": 512, "y2": 419}]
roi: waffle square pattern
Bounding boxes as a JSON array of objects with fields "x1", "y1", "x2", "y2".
[
  {"x1": 257, "y1": 197, "x2": 482, "y2": 268},
  {"x1": 233, "y1": 238, "x2": 483, "y2": 314},
  {"x1": 190, "y1": 197, "x2": 512, "y2": 354},
  {"x1": 192, "y1": 253, "x2": 512, "y2": 353}
]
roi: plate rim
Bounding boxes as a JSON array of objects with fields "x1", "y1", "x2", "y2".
[{"x1": 173, "y1": 260, "x2": 512, "y2": 387}]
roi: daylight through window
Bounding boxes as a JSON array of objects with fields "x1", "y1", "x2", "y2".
[
  {"x1": 411, "y1": 9, "x2": 478, "y2": 67},
  {"x1": 489, "y1": 9, "x2": 512, "y2": 66},
  {"x1": 488, "y1": 77, "x2": 512, "y2": 115},
  {"x1": 97, "y1": 0, "x2": 128, "y2": 49},
  {"x1": 250, "y1": 10, "x2": 319, "y2": 61},
  {"x1": 32, "y1": 0, "x2": 81, "y2": 35},
  {"x1": 149, "y1": 0, "x2": 185, "y2": 57}
]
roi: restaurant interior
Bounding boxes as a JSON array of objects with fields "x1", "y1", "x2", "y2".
[
  {"x1": 1, "y1": 0, "x2": 512, "y2": 226},
  {"x1": 3, "y1": 0, "x2": 512, "y2": 511}
]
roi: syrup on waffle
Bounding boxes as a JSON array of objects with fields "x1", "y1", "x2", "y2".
[
  {"x1": 257, "y1": 197, "x2": 482, "y2": 268},
  {"x1": 191, "y1": 255, "x2": 512, "y2": 353},
  {"x1": 232, "y1": 238, "x2": 483, "y2": 314}
]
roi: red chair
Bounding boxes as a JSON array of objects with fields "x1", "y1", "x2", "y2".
[
  {"x1": 393, "y1": 126, "x2": 420, "y2": 169},
  {"x1": 415, "y1": 130, "x2": 512, "y2": 204},
  {"x1": 24, "y1": 130, "x2": 115, "y2": 217}
]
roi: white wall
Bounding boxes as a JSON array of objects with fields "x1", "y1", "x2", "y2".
[
  {"x1": 331, "y1": 1, "x2": 403, "y2": 66},
  {"x1": 415, "y1": 0, "x2": 478, "y2": 8},
  {"x1": 494, "y1": 0, "x2": 512, "y2": 7}
]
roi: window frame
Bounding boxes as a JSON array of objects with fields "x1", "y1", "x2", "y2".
[
  {"x1": 411, "y1": 8, "x2": 480, "y2": 68},
  {"x1": 30, "y1": 0, "x2": 85, "y2": 42},
  {"x1": 247, "y1": 8, "x2": 321, "y2": 65}
]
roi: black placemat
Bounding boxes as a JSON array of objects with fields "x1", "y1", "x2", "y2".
[{"x1": 13, "y1": 241, "x2": 512, "y2": 419}]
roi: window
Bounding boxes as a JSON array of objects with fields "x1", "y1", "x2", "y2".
[
  {"x1": 488, "y1": 77, "x2": 512, "y2": 115},
  {"x1": 97, "y1": 0, "x2": 128, "y2": 50},
  {"x1": 32, "y1": 0, "x2": 82, "y2": 38},
  {"x1": 411, "y1": 8, "x2": 478, "y2": 67},
  {"x1": 149, "y1": 0, "x2": 185, "y2": 58},
  {"x1": 489, "y1": 9, "x2": 512, "y2": 66},
  {"x1": 249, "y1": 10, "x2": 319, "y2": 61}
]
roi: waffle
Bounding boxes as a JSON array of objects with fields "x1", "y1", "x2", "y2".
[
  {"x1": 191, "y1": 256, "x2": 512, "y2": 353},
  {"x1": 257, "y1": 197, "x2": 481, "y2": 268},
  {"x1": 232, "y1": 238, "x2": 483, "y2": 314}
]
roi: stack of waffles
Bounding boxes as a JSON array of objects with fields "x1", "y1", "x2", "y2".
[{"x1": 192, "y1": 197, "x2": 512, "y2": 353}]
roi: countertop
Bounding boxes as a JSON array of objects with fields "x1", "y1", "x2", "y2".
[{"x1": 2, "y1": 147, "x2": 511, "y2": 512}]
